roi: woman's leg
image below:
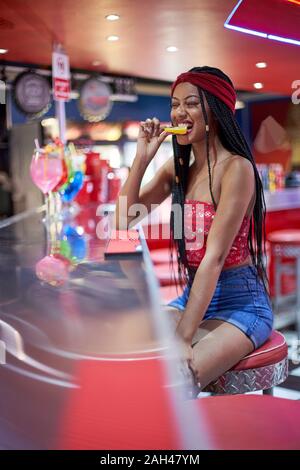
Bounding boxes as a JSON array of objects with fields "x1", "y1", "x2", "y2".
[
  {"x1": 190, "y1": 319, "x2": 254, "y2": 389},
  {"x1": 163, "y1": 308, "x2": 255, "y2": 390}
]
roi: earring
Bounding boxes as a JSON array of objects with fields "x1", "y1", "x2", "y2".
[
  {"x1": 175, "y1": 176, "x2": 180, "y2": 184},
  {"x1": 205, "y1": 124, "x2": 209, "y2": 132},
  {"x1": 179, "y1": 158, "x2": 184, "y2": 166}
]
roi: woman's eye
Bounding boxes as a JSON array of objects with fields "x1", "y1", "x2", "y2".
[
  {"x1": 171, "y1": 103, "x2": 178, "y2": 108},
  {"x1": 187, "y1": 102, "x2": 199, "y2": 107}
]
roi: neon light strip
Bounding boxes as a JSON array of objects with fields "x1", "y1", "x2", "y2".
[
  {"x1": 224, "y1": 0, "x2": 300, "y2": 46},
  {"x1": 224, "y1": 24, "x2": 267, "y2": 38},
  {"x1": 268, "y1": 34, "x2": 300, "y2": 46},
  {"x1": 225, "y1": 0, "x2": 244, "y2": 24}
]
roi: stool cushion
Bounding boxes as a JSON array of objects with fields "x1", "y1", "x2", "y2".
[
  {"x1": 192, "y1": 395, "x2": 300, "y2": 449},
  {"x1": 151, "y1": 248, "x2": 173, "y2": 265},
  {"x1": 232, "y1": 331, "x2": 287, "y2": 371},
  {"x1": 268, "y1": 229, "x2": 300, "y2": 245},
  {"x1": 145, "y1": 223, "x2": 170, "y2": 251},
  {"x1": 154, "y1": 263, "x2": 178, "y2": 286}
]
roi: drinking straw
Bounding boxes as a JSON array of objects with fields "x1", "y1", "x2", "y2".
[{"x1": 34, "y1": 138, "x2": 41, "y2": 151}]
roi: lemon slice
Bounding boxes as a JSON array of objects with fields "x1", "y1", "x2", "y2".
[{"x1": 164, "y1": 126, "x2": 188, "y2": 135}]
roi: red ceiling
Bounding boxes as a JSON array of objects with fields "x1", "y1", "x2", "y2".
[{"x1": 0, "y1": 0, "x2": 299, "y2": 94}]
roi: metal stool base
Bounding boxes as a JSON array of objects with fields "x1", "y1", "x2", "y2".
[{"x1": 204, "y1": 357, "x2": 288, "y2": 395}]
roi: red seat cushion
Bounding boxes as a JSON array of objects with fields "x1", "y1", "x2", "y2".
[
  {"x1": 232, "y1": 331, "x2": 287, "y2": 371},
  {"x1": 59, "y1": 356, "x2": 181, "y2": 449},
  {"x1": 193, "y1": 395, "x2": 300, "y2": 450},
  {"x1": 145, "y1": 223, "x2": 171, "y2": 251},
  {"x1": 268, "y1": 229, "x2": 300, "y2": 245},
  {"x1": 150, "y1": 248, "x2": 173, "y2": 264},
  {"x1": 154, "y1": 263, "x2": 178, "y2": 286}
]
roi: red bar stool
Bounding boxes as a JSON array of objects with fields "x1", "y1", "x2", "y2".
[
  {"x1": 267, "y1": 230, "x2": 300, "y2": 344},
  {"x1": 150, "y1": 248, "x2": 173, "y2": 265},
  {"x1": 192, "y1": 395, "x2": 300, "y2": 449},
  {"x1": 154, "y1": 262, "x2": 178, "y2": 286},
  {"x1": 204, "y1": 331, "x2": 288, "y2": 395}
]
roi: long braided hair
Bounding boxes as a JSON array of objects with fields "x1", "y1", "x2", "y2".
[{"x1": 169, "y1": 66, "x2": 268, "y2": 292}]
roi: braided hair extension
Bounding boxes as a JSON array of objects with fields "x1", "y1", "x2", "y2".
[
  {"x1": 169, "y1": 66, "x2": 269, "y2": 293},
  {"x1": 169, "y1": 137, "x2": 193, "y2": 287},
  {"x1": 198, "y1": 88, "x2": 218, "y2": 211}
]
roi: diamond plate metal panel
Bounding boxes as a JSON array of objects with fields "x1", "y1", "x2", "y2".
[{"x1": 204, "y1": 357, "x2": 288, "y2": 395}]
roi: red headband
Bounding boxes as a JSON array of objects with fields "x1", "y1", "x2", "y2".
[{"x1": 171, "y1": 72, "x2": 236, "y2": 113}]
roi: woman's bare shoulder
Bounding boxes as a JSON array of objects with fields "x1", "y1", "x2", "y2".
[{"x1": 222, "y1": 154, "x2": 254, "y2": 181}]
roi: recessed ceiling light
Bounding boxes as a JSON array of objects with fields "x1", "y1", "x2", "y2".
[
  {"x1": 107, "y1": 35, "x2": 119, "y2": 42},
  {"x1": 105, "y1": 14, "x2": 120, "y2": 21},
  {"x1": 256, "y1": 62, "x2": 267, "y2": 68},
  {"x1": 92, "y1": 60, "x2": 102, "y2": 66},
  {"x1": 166, "y1": 46, "x2": 178, "y2": 52},
  {"x1": 0, "y1": 48, "x2": 8, "y2": 54},
  {"x1": 254, "y1": 82, "x2": 264, "y2": 89}
]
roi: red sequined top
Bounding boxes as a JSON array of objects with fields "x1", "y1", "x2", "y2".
[{"x1": 184, "y1": 199, "x2": 251, "y2": 268}]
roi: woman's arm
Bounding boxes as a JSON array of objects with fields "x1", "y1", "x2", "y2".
[
  {"x1": 114, "y1": 118, "x2": 172, "y2": 229},
  {"x1": 114, "y1": 157, "x2": 173, "y2": 229},
  {"x1": 176, "y1": 156, "x2": 255, "y2": 343}
]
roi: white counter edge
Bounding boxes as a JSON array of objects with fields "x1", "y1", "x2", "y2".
[{"x1": 264, "y1": 188, "x2": 300, "y2": 212}]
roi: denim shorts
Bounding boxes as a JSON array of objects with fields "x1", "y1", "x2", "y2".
[{"x1": 167, "y1": 265, "x2": 273, "y2": 349}]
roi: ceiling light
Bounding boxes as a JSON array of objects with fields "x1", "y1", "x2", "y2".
[
  {"x1": 0, "y1": 49, "x2": 8, "y2": 54},
  {"x1": 107, "y1": 35, "x2": 119, "y2": 42},
  {"x1": 166, "y1": 46, "x2": 178, "y2": 52},
  {"x1": 105, "y1": 14, "x2": 120, "y2": 21},
  {"x1": 254, "y1": 82, "x2": 264, "y2": 89},
  {"x1": 256, "y1": 62, "x2": 267, "y2": 68}
]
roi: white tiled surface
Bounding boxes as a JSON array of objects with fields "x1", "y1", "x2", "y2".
[
  {"x1": 246, "y1": 388, "x2": 300, "y2": 400},
  {"x1": 290, "y1": 367, "x2": 300, "y2": 377},
  {"x1": 272, "y1": 387, "x2": 300, "y2": 400}
]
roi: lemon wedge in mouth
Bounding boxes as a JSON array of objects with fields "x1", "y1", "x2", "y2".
[{"x1": 164, "y1": 125, "x2": 188, "y2": 135}]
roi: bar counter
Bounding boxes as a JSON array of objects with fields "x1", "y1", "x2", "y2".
[
  {"x1": 0, "y1": 204, "x2": 207, "y2": 450},
  {"x1": 1, "y1": 204, "x2": 300, "y2": 450}
]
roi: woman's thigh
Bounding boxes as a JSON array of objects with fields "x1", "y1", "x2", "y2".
[
  {"x1": 190, "y1": 319, "x2": 254, "y2": 389},
  {"x1": 162, "y1": 308, "x2": 254, "y2": 389}
]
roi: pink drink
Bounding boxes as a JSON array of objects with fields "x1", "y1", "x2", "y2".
[{"x1": 30, "y1": 155, "x2": 63, "y2": 194}]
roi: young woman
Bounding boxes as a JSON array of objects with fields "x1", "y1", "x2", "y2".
[{"x1": 115, "y1": 66, "x2": 273, "y2": 393}]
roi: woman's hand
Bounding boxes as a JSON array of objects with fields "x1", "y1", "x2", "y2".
[
  {"x1": 175, "y1": 332, "x2": 194, "y2": 366},
  {"x1": 175, "y1": 334, "x2": 200, "y2": 398},
  {"x1": 136, "y1": 118, "x2": 169, "y2": 166}
]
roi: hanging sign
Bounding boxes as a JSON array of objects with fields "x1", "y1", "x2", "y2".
[{"x1": 52, "y1": 50, "x2": 71, "y2": 101}]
